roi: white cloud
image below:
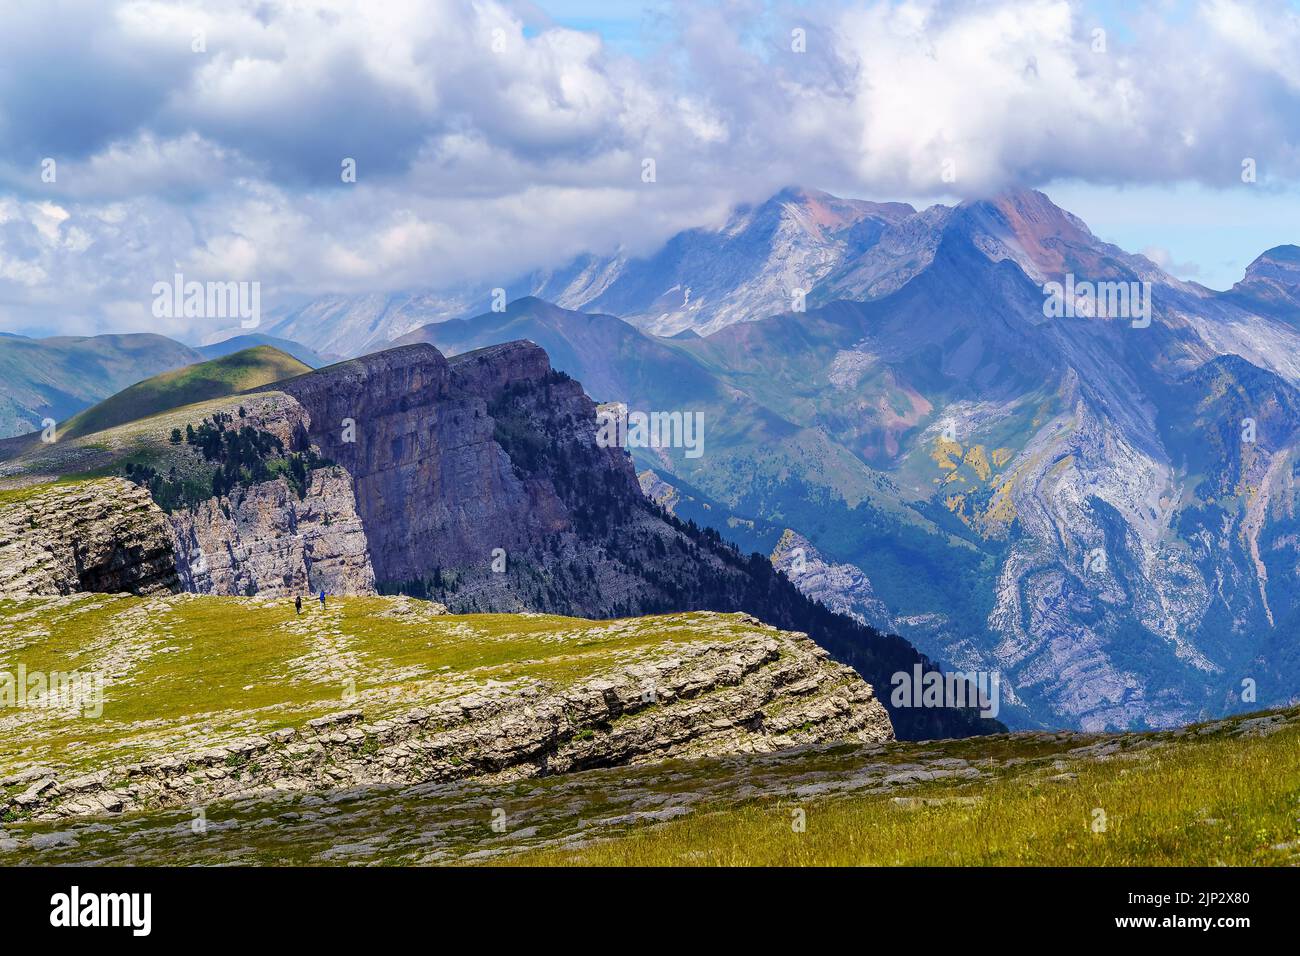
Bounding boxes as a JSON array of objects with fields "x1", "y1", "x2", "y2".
[{"x1": 0, "y1": 0, "x2": 1297, "y2": 338}]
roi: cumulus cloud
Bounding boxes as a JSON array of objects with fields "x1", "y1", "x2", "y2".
[{"x1": 0, "y1": 0, "x2": 1297, "y2": 338}]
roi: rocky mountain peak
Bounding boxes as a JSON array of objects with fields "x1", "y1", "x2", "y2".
[
  {"x1": 948, "y1": 187, "x2": 1116, "y2": 280},
  {"x1": 762, "y1": 185, "x2": 916, "y2": 236},
  {"x1": 1226, "y1": 245, "x2": 1300, "y2": 320}
]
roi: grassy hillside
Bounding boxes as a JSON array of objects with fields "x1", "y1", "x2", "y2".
[
  {"x1": 58, "y1": 346, "x2": 310, "y2": 440},
  {"x1": 508, "y1": 712, "x2": 1300, "y2": 866},
  {"x1": 197, "y1": 334, "x2": 330, "y2": 369},
  {"x1": 1, "y1": 667, "x2": 1293, "y2": 865},
  {"x1": 0, "y1": 594, "x2": 835, "y2": 784},
  {"x1": 0, "y1": 333, "x2": 201, "y2": 439}
]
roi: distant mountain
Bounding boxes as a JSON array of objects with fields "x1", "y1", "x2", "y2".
[
  {"x1": 58, "y1": 346, "x2": 311, "y2": 440},
  {"x1": 265, "y1": 290, "x2": 485, "y2": 358},
  {"x1": 1222, "y1": 246, "x2": 1300, "y2": 324},
  {"x1": 197, "y1": 334, "x2": 333, "y2": 369},
  {"x1": 261, "y1": 187, "x2": 931, "y2": 352},
  {"x1": 385, "y1": 188, "x2": 1300, "y2": 732},
  {"x1": 529, "y1": 187, "x2": 918, "y2": 336},
  {"x1": 263, "y1": 184, "x2": 1243, "y2": 356},
  {"x1": 391, "y1": 296, "x2": 729, "y2": 406},
  {"x1": 0, "y1": 333, "x2": 202, "y2": 439}
]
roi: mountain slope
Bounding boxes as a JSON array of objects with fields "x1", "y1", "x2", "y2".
[
  {"x1": 376, "y1": 189, "x2": 1300, "y2": 732},
  {"x1": 0, "y1": 333, "x2": 202, "y2": 439},
  {"x1": 197, "y1": 334, "x2": 331, "y2": 369},
  {"x1": 58, "y1": 346, "x2": 311, "y2": 440}
]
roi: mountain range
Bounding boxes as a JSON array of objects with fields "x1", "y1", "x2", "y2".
[
  {"x1": 375, "y1": 187, "x2": 1300, "y2": 731},
  {"x1": 5, "y1": 185, "x2": 1300, "y2": 733},
  {"x1": 0, "y1": 332, "x2": 327, "y2": 440}
]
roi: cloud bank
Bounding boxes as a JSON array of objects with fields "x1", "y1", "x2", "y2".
[{"x1": 0, "y1": 0, "x2": 1298, "y2": 338}]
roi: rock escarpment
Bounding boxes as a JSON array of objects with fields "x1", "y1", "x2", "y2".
[
  {"x1": 266, "y1": 343, "x2": 584, "y2": 585},
  {"x1": 1, "y1": 601, "x2": 891, "y2": 821},
  {"x1": 770, "y1": 529, "x2": 894, "y2": 631},
  {"x1": 169, "y1": 466, "x2": 374, "y2": 596},
  {"x1": 0, "y1": 479, "x2": 178, "y2": 596}
]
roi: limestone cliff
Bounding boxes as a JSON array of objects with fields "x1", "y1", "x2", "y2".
[
  {"x1": 265, "y1": 343, "x2": 582, "y2": 584},
  {"x1": 0, "y1": 479, "x2": 178, "y2": 596},
  {"x1": 169, "y1": 466, "x2": 374, "y2": 596}
]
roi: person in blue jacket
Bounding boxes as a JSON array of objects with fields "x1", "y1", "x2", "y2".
[{"x1": 319, "y1": 589, "x2": 326, "y2": 609}]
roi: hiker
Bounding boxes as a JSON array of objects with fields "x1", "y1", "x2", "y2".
[
  {"x1": 294, "y1": 594, "x2": 302, "y2": 615},
  {"x1": 319, "y1": 589, "x2": 326, "y2": 609}
]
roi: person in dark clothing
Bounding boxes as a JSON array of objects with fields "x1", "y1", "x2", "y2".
[
  {"x1": 295, "y1": 595, "x2": 302, "y2": 615},
  {"x1": 319, "y1": 589, "x2": 326, "y2": 609}
]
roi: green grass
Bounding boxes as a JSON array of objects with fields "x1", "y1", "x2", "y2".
[
  {"x1": 58, "y1": 346, "x2": 308, "y2": 440},
  {"x1": 4, "y1": 592, "x2": 1295, "y2": 867},
  {"x1": 503, "y1": 720, "x2": 1300, "y2": 866},
  {"x1": 0, "y1": 478, "x2": 88, "y2": 506},
  {"x1": 2, "y1": 629, "x2": 1294, "y2": 866},
  {"x1": 0, "y1": 595, "x2": 757, "y2": 777}
]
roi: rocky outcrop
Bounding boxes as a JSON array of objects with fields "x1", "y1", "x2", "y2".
[
  {"x1": 168, "y1": 466, "x2": 375, "y2": 596},
  {"x1": 771, "y1": 529, "x2": 894, "y2": 631},
  {"x1": 638, "y1": 469, "x2": 682, "y2": 514},
  {"x1": 8, "y1": 702, "x2": 1292, "y2": 866},
  {"x1": 0, "y1": 479, "x2": 178, "y2": 595},
  {"x1": 3, "y1": 613, "x2": 891, "y2": 820},
  {"x1": 265, "y1": 342, "x2": 613, "y2": 585}
]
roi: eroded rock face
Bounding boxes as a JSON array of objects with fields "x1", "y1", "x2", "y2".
[
  {"x1": 4, "y1": 612, "x2": 892, "y2": 820},
  {"x1": 0, "y1": 479, "x2": 178, "y2": 596},
  {"x1": 269, "y1": 343, "x2": 585, "y2": 585},
  {"x1": 771, "y1": 529, "x2": 894, "y2": 632},
  {"x1": 168, "y1": 466, "x2": 375, "y2": 597}
]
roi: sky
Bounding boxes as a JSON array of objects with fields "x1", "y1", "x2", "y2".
[{"x1": 1, "y1": 0, "x2": 1299, "y2": 340}]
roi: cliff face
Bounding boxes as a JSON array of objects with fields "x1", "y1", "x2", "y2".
[
  {"x1": 267, "y1": 343, "x2": 581, "y2": 585},
  {"x1": 771, "y1": 529, "x2": 894, "y2": 632},
  {"x1": 169, "y1": 466, "x2": 374, "y2": 596},
  {"x1": 0, "y1": 479, "x2": 178, "y2": 596}
]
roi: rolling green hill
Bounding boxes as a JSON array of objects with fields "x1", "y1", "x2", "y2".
[
  {"x1": 0, "y1": 333, "x2": 202, "y2": 439},
  {"x1": 197, "y1": 333, "x2": 331, "y2": 369},
  {"x1": 57, "y1": 345, "x2": 311, "y2": 440}
]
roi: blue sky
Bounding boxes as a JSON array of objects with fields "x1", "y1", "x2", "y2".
[
  {"x1": 2, "y1": 0, "x2": 1299, "y2": 339},
  {"x1": 531, "y1": 0, "x2": 660, "y2": 54}
]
